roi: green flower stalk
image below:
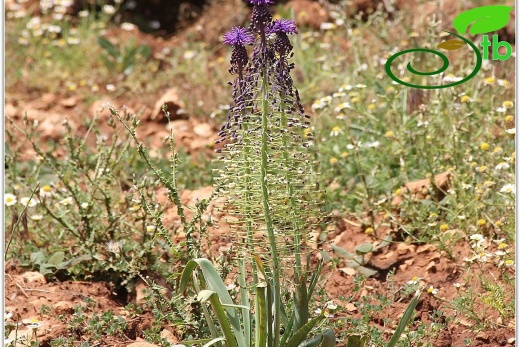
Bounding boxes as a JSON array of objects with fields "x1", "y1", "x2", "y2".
[{"x1": 215, "y1": 1, "x2": 322, "y2": 344}]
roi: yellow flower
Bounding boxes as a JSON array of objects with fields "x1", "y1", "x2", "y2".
[
  {"x1": 504, "y1": 259, "x2": 514, "y2": 267},
  {"x1": 495, "y1": 220, "x2": 503, "y2": 228},
  {"x1": 502, "y1": 101, "x2": 514, "y2": 109},
  {"x1": 477, "y1": 219, "x2": 486, "y2": 226},
  {"x1": 351, "y1": 97, "x2": 360, "y2": 103},
  {"x1": 365, "y1": 227, "x2": 374, "y2": 235},
  {"x1": 460, "y1": 95, "x2": 472, "y2": 103},
  {"x1": 340, "y1": 151, "x2": 349, "y2": 158},
  {"x1": 329, "y1": 157, "x2": 338, "y2": 165},
  {"x1": 477, "y1": 165, "x2": 487, "y2": 172},
  {"x1": 384, "y1": 131, "x2": 394, "y2": 138},
  {"x1": 440, "y1": 224, "x2": 449, "y2": 232},
  {"x1": 330, "y1": 126, "x2": 342, "y2": 137},
  {"x1": 368, "y1": 103, "x2": 376, "y2": 110},
  {"x1": 484, "y1": 77, "x2": 496, "y2": 85},
  {"x1": 395, "y1": 188, "x2": 403, "y2": 196},
  {"x1": 480, "y1": 142, "x2": 490, "y2": 151},
  {"x1": 498, "y1": 243, "x2": 507, "y2": 249},
  {"x1": 505, "y1": 115, "x2": 514, "y2": 123},
  {"x1": 427, "y1": 286, "x2": 438, "y2": 295}
]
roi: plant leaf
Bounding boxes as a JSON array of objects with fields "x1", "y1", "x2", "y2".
[
  {"x1": 330, "y1": 244, "x2": 354, "y2": 259},
  {"x1": 47, "y1": 251, "x2": 65, "y2": 266},
  {"x1": 437, "y1": 39, "x2": 465, "y2": 51},
  {"x1": 179, "y1": 259, "x2": 246, "y2": 347},
  {"x1": 284, "y1": 314, "x2": 324, "y2": 347},
  {"x1": 453, "y1": 5, "x2": 513, "y2": 35},
  {"x1": 387, "y1": 289, "x2": 422, "y2": 347},
  {"x1": 299, "y1": 329, "x2": 337, "y2": 347},
  {"x1": 254, "y1": 285, "x2": 267, "y2": 347},
  {"x1": 57, "y1": 254, "x2": 92, "y2": 270},
  {"x1": 374, "y1": 234, "x2": 392, "y2": 251},
  {"x1": 200, "y1": 290, "x2": 239, "y2": 347},
  {"x1": 355, "y1": 243, "x2": 373, "y2": 255},
  {"x1": 97, "y1": 36, "x2": 119, "y2": 58},
  {"x1": 345, "y1": 335, "x2": 366, "y2": 347}
]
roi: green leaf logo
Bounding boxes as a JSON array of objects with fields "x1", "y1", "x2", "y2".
[
  {"x1": 437, "y1": 39, "x2": 465, "y2": 50},
  {"x1": 453, "y1": 5, "x2": 513, "y2": 35}
]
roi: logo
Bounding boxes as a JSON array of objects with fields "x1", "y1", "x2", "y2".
[{"x1": 385, "y1": 5, "x2": 514, "y2": 89}]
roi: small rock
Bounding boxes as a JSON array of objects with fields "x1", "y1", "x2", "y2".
[
  {"x1": 134, "y1": 280, "x2": 149, "y2": 306},
  {"x1": 167, "y1": 119, "x2": 190, "y2": 133},
  {"x1": 60, "y1": 96, "x2": 78, "y2": 108},
  {"x1": 160, "y1": 329, "x2": 180, "y2": 344},
  {"x1": 151, "y1": 88, "x2": 187, "y2": 122},
  {"x1": 126, "y1": 342, "x2": 160, "y2": 347},
  {"x1": 193, "y1": 123, "x2": 213, "y2": 138},
  {"x1": 53, "y1": 301, "x2": 74, "y2": 314},
  {"x1": 5, "y1": 103, "x2": 17, "y2": 118},
  {"x1": 20, "y1": 271, "x2": 46, "y2": 284},
  {"x1": 38, "y1": 93, "x2": 58, "y2": 110}
]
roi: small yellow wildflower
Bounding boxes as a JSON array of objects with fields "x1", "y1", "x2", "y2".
[
  {"x1": 395, "y1": 188, "x2": 403, "y2": 196},
  {"x1": 495, "y1": 220, "x2": 503, "y2": 228},
  {"x1": 498, "y1": 243, "x2": 508, "y2": 250},
  {"x1": 460, "y1": 95, "x2": 472, "y2": 103},
  {"x1": 497, "y1": 79, "x2": 510, "y2": 87},
  {"x1": 384, "y1": 131, "x2": 394, "y2": 138},
  {"x1": 330, "y1": 126, "x2": 342, "y2": 137},
  {"x1": 477, "y1": 165, "x2": 487, "y2": 172},
  {"x1": 365, "y1": 227, "x2": 374, "y2": 235},
  {"x1": 351, "y1": 97, "x2": 360, "y2": 103},
  {"x1": 368, "y1": 103, "x2": 376, "y2": 110},
  {"x1": 440, "y1": 224, "x2": 449, "y2": 232},
  {"x1": 484, "y1": 76, "x2": 496, "y2": 85},
  {"x1": 329, "y1": 157, "x2": 338, "y2": 165},
  {"x1": 503, "y1": 101, "x2": 514, "y2": 109},
  {"x1": 340, "y1": 151, "x2": 349, "y2": 158},
  {"x1": 480, "y1": 142, "x2": 490, "y2": 151},
  {"x1": 477, "y1": 219, "x2": 486, "y2": 226},
  {"x1": 504, "y1": 259, "x2": 514, "y2": 267},
  {"x1": 505, "y1": 115, "x2": 514, "y2": 123},
  {"x1": 427, "y1": 286, "x2": 438, "y2": 295}
]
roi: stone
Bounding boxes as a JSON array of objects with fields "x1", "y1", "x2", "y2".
[
  {"x1": 20, "y1": 271, "x2": 46, "y2": 285},
  {"x1": 151, "y1": 88, "x2": 187, "y2": 122}
]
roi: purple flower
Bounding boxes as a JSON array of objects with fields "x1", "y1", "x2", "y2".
[
  {"x1": 270, "y1": 19, "x2": 298, "y2": 34},
  {"x1": 247, "y1": 0, "x2": 274, "y2": 5},
  {"x1": 223, "y1": 27, "x2": 255, "y2": 46}
]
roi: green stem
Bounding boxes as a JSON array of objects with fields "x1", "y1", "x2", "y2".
[{"x1": 260, "y1": 49, "x2": 281, "y2": 347}]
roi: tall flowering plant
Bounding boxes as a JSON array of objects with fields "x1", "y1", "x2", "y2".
[{"x1": 179, "y1": 1, "x2": 335, "y2": 346}]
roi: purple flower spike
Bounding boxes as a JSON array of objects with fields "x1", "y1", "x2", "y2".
[
  {"x1": 223, "y1": 27, "x2": 255, "y2": 46},
  {"x1": 247, "y1": 0, "x2": 274, "y2": 5},
  {"x1": 270, "y1": 19, "x2": 298, "y2": 34}
]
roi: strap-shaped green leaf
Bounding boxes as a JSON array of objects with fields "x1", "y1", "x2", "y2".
[
  {"x1": 299, "y1": 329, "x2": 336, "y2": 347},
  {"x1": 179, "y1": 259, "x2": 246, "y2": 347},
  {"x1": 284, "y1": 314, "x2": 324, "y2": 347},
  {"x1": 387, "y1": 290, "x2": 422, "y2": 347},
  {"x1": 201, "y1": 290, "x2": 239, "y2": 347},
  {"x1": 453, "y1": 5, "x2": 513, "y2": 35},
  {"x1": 255, "y1": 285, "x2": 267, "y2": 347}
]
